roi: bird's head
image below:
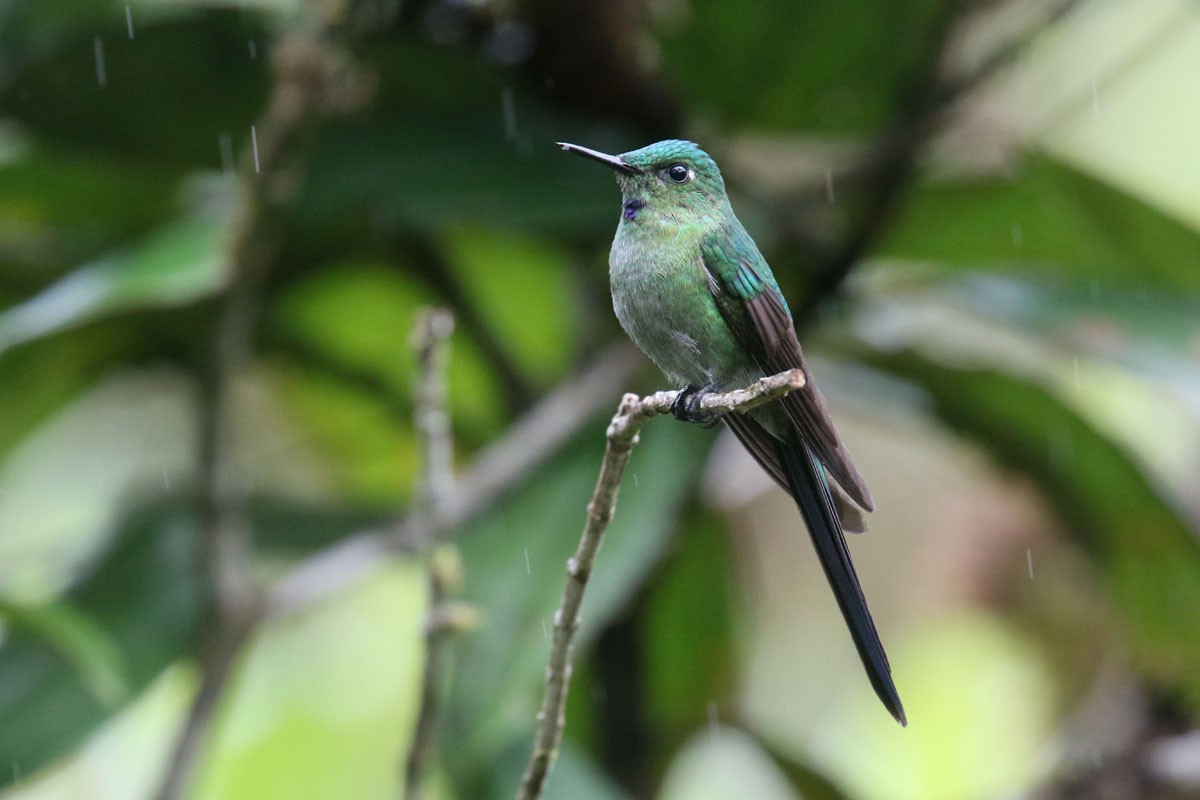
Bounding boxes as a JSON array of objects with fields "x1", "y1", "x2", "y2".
[{"x1": 557, "y1": 139, "x2": 727, "y2": 221}]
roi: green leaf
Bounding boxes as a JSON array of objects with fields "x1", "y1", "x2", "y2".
[
  {"x1": 0, "y1": 330, "x2": 130, "y2": 466},
  {"x1": 0, "y1": 598, "x2": 127, "y2": 708},
  {"x1": 194, "y1": 562, "x2": 428, "y2": 800},
  {"x1": 658, "y1": 0, "x2": 947, "y2": 134},
  {"x1": 483, "y1": 737, "x2": 631, "y2": 800},
  {"x1": 295, "y1": 42, "x2": 628, "y2": 237},
  {"x1": 873, "y1": 351, "x2": 1200, "y2": 705},
  {"x1": 0, "y1": 502, "x2": 205, "y2": 787},
  {"x1": 0, "y1": 12, "x2": 268, "y2": 168},
  {"x1": 643, "y1": 509, "x2": 735, "y2": 744},
  {"x1": 0, "y1": 217, "x2": 225, "y2": 356},
  {"x1": 439, "y1": 225, "x2": 578, "y2": 387},
  {"x1": 443, "y1": 417, "x2": 712, "y2": 795},
  {"x1": 272, "y1": 259, "x2": 507, "y2": 457},
  {"x1": 0, "y1": 146, "x2": 182, "y2": 281},
  {"x1": 878, "y1": 156, "x2": 1200, "y2": 295}
]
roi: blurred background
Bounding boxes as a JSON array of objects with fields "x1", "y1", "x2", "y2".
[{"x1": 2, "y1": 0, "x2": 1200, "y2": 798}]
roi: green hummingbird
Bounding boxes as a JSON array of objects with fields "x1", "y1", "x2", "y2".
[{"x1": 558, "y1": 139, "x2": 905, "y2": 725}]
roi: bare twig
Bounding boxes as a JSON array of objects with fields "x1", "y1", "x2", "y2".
[
  {"x1": 408, "y1": 308, "x2": 457, "y2": 531},
  {"x1": 402, "y1": 308, "x2": 456, "y2": 800},
  {"x1": 151, "y1": 614, "x2": 259, "y2": 800},
  {"x1": 266, "y1": 341, "x2": 644, "y2": 620},
  {"x1": 515, "y1": 369, "x2": 806, "y2": 800}
]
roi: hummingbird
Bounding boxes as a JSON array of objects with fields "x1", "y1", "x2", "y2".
[{"x1": 557, "y1": 139, "x2": 905, "y2": 725}]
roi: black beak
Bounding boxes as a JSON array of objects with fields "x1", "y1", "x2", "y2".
[{"x1": 556, "y1": 142, "x2": 640, "y2": 174}]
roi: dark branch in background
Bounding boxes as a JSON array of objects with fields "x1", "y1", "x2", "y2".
[
  {"x1": 154, "y1": 3, "x2": 382, "y2": 798},
  {"x1": 523, "y1": 0, "x2": 680, "y2": 137},
  {"x1": 265, "y1": 341, "x2": 644, "y2": 621},
  {"x1": 793, "y1": 0, "x2": 1083, "y2": 322},
  {"x1": 515, "y1": 369, "x2": 807, "y2": 800},
  {"x1": 262, "y1": 328, "x2": 414, "y2": 427},
  {"x1": 402, "y1": 308, "x2": 457, "y2": 800},
  {"x1": 393, "y1": 236, "x2": 537, "y2": 416},
  {"x1": 594, "y1": 611, "x2": 651, "y2": 796}
]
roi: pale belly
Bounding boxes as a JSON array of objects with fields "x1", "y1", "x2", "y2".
[{"x1": 609, "y1": 248, "x2": 759, "y2": 390}]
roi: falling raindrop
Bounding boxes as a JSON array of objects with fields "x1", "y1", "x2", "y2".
[
  {"x1": 1011, "y1": 222, "x2": 1023, "y2": 247},
  {"x1": 632, "y1": 472, "x2": 638, "y2": 487},
  {"x1": 248, "y1": 39, "x2": 258, "y2": 59},
  {"x1": 94, "y1": 36, "x2": 107, "y2": 88},
  {"x1": 125, "y1": 5, "x2": 134, "y2": 38},
  {"x1": 524, "y1": 547, "x2": 531, "y2": 575},
  {"x1": 162, "y1": 468, "x2": 171, "y2": 491},
  {"x1": 541, "y1": 618, "x2": 549, "y2": 640},
  {"x1": 501, "y1": 86, "x2": 518, "y2": 142},
  {"x1": 1072, "y1": 357, "x2": 1080, "y2": 389},
  {"x1": 1026, "y1": 547, "x2": 1034, "y2": 579},
  {"x1": 824, "y1": 168, "x2": 835, "y2": 204},
  {"x1": 251, "y1": 125, "x2": 260, "y2": 173}
]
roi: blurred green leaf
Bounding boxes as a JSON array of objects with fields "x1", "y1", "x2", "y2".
[
  {"x1": 0, "y1": 146, "x2": 182, "y2": 280},
  {"x1": 875, "y1": 351, "x2": 1200, "y2": 706},
  {"x1": 1, "y1": 12, "x2": 267, "y2": 168},
  {"x1": 439, "y1": 225, "x2": 578, "y2": 388},
  {"x1": 0, "y1": 501, "x2": 204, "y2": 787},
  {"x1": 272, "y1": 259, "x2": 506, "y2": 452},
  {"x1": 0, "y1": 598, "x2": 127, "y2": 708},
  {"x1": 247, "y1": 495, "x2": 390, "y2": 556},
  {"x1": 444, "y1": 417, "x2": 711, "y2": 796},
  {"x1": 0, "y1": 217, "x2": 225, "y2": 356},
  {"x1": 484, "y1": 737, "x2": 631, "y2": 800},
  {"x1": 658, "y1": 0, "x2": 946, "y2": 134},
  {"x1": 194, "y1": 562, "x2": 427, "y2": 800},
  {"x1": 296, "y1": 42, "x2": 627, "y2": 237},
  {"x1": 643, "y1": 509, "x2": 735, "y2": 747},
  {"x1": 879, "y1": 156, "x2": 1200, "y2": 295},
  {"x1": 0, "y1": 329, "x2": 129, "y2": 465}
]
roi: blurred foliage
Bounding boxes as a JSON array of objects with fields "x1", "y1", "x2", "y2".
[{"x1": 1, "y1": 0, "x2": 1199, "y2": 799}]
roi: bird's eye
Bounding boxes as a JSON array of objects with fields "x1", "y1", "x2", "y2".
[{"x1": 666, "y1": 164, "x2": 691, "y2": 184}]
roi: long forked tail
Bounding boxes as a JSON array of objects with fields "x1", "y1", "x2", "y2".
[{"x1": 774, "y1": 435, "x2": 906, "y2": 725}]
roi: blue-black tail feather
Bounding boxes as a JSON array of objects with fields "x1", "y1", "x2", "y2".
[{"x1": 774, "y1": 434, "x2": 906, "y2": 725}]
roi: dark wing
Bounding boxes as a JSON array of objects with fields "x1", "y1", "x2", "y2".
[
  {"x1": 723, "y1": 411, "x2": 867, "y2": 532},
  {"x1": 701, "y1": 229, "x2": 903, "y2": 723},
  {"x1": 700, "y1": 231, "x2": 873, "y2": 511}
]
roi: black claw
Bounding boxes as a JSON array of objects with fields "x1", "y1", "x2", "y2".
[{"x1": 671, "y1": 384, "x2": 720, "y2": 427}]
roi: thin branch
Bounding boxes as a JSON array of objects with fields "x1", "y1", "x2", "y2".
[
  {"x1": 403, "y1": 308, "x2": 456, "y2": 800},
  {"x1": 515, "y1": 369, "x2": 806, "y2": 800},
  {"x1": 395, "y1": 237, "x2": 538, "y2": 416},
  {"x1": 795, "y1": 0, "x2": 1083, "y2": 321},
  {"x1": 409, "y1": 308, "x2": 457, "y2": 530},
  {"x1": 265, "y1": 342, "x2": 645, "y2": 620},
  {"x1": 151, "y1": 613, "x2": 260, "y2": 800}
]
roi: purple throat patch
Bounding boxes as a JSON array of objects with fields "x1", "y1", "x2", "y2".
[{"x1": 623, "y1": 199, "x2": 646, "y2": 221}]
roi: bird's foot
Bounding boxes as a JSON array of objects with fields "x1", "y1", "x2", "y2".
[{"x1": 671, "y1": 384, "x2": 720, "y2": 428}]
